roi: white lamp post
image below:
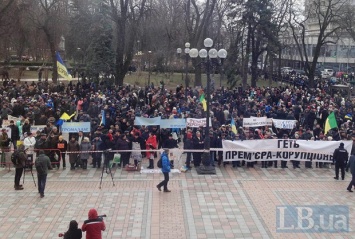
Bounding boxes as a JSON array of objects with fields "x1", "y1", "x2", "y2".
[
  {"x1": 189, "y1": 38, "x2": 227, "y2": 174},
  {"x1": 177, "y1": 42, "x2": 191, "y2": 100}
]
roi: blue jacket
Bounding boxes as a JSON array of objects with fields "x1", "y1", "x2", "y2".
[{"x1": 161, "y1": 152, "x2": 171, "y2": 173}]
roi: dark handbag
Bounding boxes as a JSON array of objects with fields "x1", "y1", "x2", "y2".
[{"x1": 157, "y1": 158, "x2": 162, "y2": 168}]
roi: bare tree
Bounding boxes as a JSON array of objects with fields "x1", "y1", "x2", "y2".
[
  {"x1": 25, "y1": 0, "x2": 68, "y2": 83},
  {"x1": 109, "y1": 0, "x2": 148, "y2": 86},
  {"x1": 0, "y1": 0, "x2": 15, "y2": 27},
  {"x1": 288, "y1": 0, "x2": 346, "y2": 87},
  {"x1": 185, "y1": 0, "x2": 217, "y2": 87}
]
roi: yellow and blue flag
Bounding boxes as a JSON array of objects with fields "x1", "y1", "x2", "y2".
[
  {"x1": 231, "y1": 118, "x2": 237, "y2": 134},
  {"x1": 56, "y1": 52, "x2": 72, "y2": 80},
  {"x1": 60, "y1": 112, "x2": 76, "y2": 120}
]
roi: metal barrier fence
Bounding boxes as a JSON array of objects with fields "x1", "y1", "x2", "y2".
[{"x1": 0, "y1": 148, "x2": 62, "y2": 171}]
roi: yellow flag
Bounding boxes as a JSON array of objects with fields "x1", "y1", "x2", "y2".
[
  {"x1": 60, "y1": 113, "x2": 71, "y2": 120},
  {"x1": 60, "y1": 112, "x2": 76, "y2": 120}
]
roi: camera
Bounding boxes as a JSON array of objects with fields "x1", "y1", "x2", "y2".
[{"x1": 98, "y1": 214, "x2": 107, "y2": 220}]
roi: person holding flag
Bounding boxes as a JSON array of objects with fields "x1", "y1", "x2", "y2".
[
  {"x1": 56, "y1": 52, "x2": 72, "y2": 81},
  {"x1": 200, "y1": 92, "x2": 207, "y2": 111},
  {"x1": 324, "y1": 111, "x2": 338, "y2": 135}
]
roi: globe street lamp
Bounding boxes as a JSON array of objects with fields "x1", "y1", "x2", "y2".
[
  {"x1": 177, "y1": 42, "x2": 190, "y2": 100},
  {"x1": 189, "y1": 38, "x2": 227, "y2": 174}
]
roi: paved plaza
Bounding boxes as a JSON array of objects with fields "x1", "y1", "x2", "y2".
[{"x1": 0, "y1": 160, "x2": 354, "y2": 239}]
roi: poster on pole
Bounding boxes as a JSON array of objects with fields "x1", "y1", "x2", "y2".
[
  {"x1": 186, "y1": 118, "x2": 212, "y2": 128},
  {"x1": 272, "y1": 119, "x2": 297, "y2": 129},
  {"x1": 243, "y1": 117, "x2": 272, "y2": 127}
]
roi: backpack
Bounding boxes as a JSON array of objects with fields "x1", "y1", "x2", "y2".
[
  {"x1": 11, "y1": 151, "x2": 20, "y2": 166},
  {"x1": 157, "y1": 158, "x2": 162, "y2": 168},
  {"x1": 35, "y1": 159, "x2": 45, "y2": 175}
]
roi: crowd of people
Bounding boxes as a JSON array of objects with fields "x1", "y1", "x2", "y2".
[{"x1": 0, "y1": 76, "x2": 354, "y2": 173}]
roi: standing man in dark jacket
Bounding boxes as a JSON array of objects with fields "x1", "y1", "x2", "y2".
[
  {"x1": 115, "y1": 134, "x2": 131, "y2": 168},
  {"x1": 35, "y1": 150, "x2": 52, "y2": 198},
  {"x1": 183, "y1": 130, "x2": 193, "y2": 169},
  {"x1": 193, "y1": 131, "x2": 204, "y2": 167},
  {"x1": 8, "y1": 120, "x2": 19, "y2": 150},
  {"x1": 0, "y1": 128, "x2": 10, "y2": 166},
  {"x1": 346, "y1": 154, "x2": 355, "y2": 192},
  {"x1": 333, "y1": 142, "x2": 349, "y2": 180},
  {"x1": 13, "y1": 145, "x2": 27, "y2": 190}
]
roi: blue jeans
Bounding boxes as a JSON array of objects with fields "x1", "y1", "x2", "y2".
[
  {"x1": 37, "y1": 174, "x2": 47, "y2": 195},
  {"x1": 210, "y1": 151, "x2": 215, "y2": 166}
]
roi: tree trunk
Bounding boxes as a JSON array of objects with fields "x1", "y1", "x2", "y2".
[
  {"x1": 43, "y1": 28, "x2": 57, "y2": 84},
  {"x1": 269, "y1": 53, "x2": 273, "y2": 86},
  {"x1": 251, "y1": 53, "x2": 259, "y2": 87},
  {"x1": 51, "y1": 49, "x2": 57, "y2": 84},
  {"x1": 278, "y1": 47, "x2": 282, "y2": 82}
]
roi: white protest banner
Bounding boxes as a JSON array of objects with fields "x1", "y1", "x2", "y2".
[
  {"x1": 0, "y1": 127, "x2": 11, "y2": 138},
  {"x1": 243, "y1": 117, "x2": 272, "y2": 127},
  {"x1": 272, "y1": 119, "x2": 297, "y2": 129},
  {"x1": 186, "y1": 118, "x2": 212, "y2": 128},
  {"x1": 134, "y1": 116, "x2": 161, "y2": 126},
  {"x1": 160, "y1": 119, "x2": 186, "y2": 128},
  {"x1": 30, "y1": 125, "x2": 46, "y2": 136},
  {"x1": 62, "y1": 122, "x2": 91, "y2": 133},
  {"x1": 222, "y1": 139, "x2": 352, "y2": 163},
  {"x1": 1, "y1": 120, "x2": 10, "y2": 127},
  {"x1": 8, "y1": 115, "x2": 20, "y2": 122}
]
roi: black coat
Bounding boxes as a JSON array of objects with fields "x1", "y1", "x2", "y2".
[
  {"x1": 163, "y1": 138, "x2": 178, "y2": 149},
  {"x1": 63, "y1": 228, "x2": 82, "y2": 239}
]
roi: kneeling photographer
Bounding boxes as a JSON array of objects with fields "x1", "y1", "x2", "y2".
[{"x1": 81, "y1": 209, "x2": 106, "y2": 239}]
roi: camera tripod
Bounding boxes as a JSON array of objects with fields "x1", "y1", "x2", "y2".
[
  {"x1": 99, "y1": 149, "x2": 115, "y2": 189},
  {"x1": 23, "y1": 155, "x2": 36, "y2": 187}
]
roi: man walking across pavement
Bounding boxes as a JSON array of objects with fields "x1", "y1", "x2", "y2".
[
  {"x1": 35, "y1": 150, "x2": 52, "y2": 198},
  {"x1": 156, "y1": 148, "x2": 171, "y2": 192},
  {"x1": 333, "y1": 142, "x2": 349, "y2": 180},
  {"x1": 346, "y1": 153, "x2": 355, "y2": 192}
]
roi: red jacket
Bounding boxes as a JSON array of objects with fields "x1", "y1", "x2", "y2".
[
  {"x1": 146, "y1": 135, "x2": 157, "y2": 159},
  {"x1": 82, "y1": 209, "x2": 106, "y2": 239}
]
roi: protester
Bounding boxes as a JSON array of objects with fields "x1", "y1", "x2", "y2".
[
  {"x1": 0, "y1": 128, "x2": 10, "y2": 167},
  {"x1": 91, "y1": 134, "x2": 103, "y2": 168},
  {"x1": 23, "y1": 132, "x2": 36, "y2": 165},
  {"x1": 57, "y1": 135, "x2": 68, "y2": 169},
  {"x1": 146, "y1": 132, "x2": 157, "y2": 169},
  {"x1": 68, "y1": 136, "x2": 80, "y2": 170},
  {"x1": 8, "y1": 120, "x2": 19, "y2": 150},
  {"x1": 80, "y1": 137, "x2": 91, "y2": 170},
  {"x1": 0, "y1": 75, "x2": 354, "y2": 172}
]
